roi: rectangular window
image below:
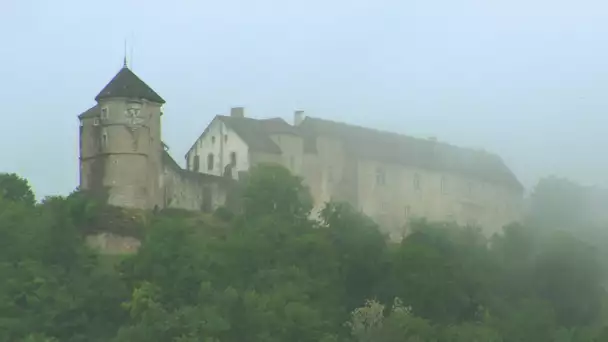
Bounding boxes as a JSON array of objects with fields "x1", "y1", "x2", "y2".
[
  {"x1": 207, "y1": 154, "x2": 214, "y2": 171},
  {"x1": 100, "y1": 107, "x2": 109, "y2": 120},
  {"x1": 230, "y1": 151, "x2": 237, "y2": 166},
  {"x1": 93, "y1": 118, "x2": 100, "y2": 126},
  {"x1": 101, "y1": 129, "x2": 108, "y2": 148},
  {"x1": 193, "y1": 155, "x2": 200, "y2": 172},
  {"x1": 375, "y1": 167, "x2": 386, "y2": 186}
]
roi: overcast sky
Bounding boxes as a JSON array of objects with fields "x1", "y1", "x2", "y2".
[{"x1": 1, "y1": 0, "x2": 607, "y2": 199}]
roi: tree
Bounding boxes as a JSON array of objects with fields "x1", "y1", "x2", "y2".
[
  {"x1": 384, "y1": 220, "x2": 494, "y2": 324},
  {"x1": 527, "y1": 176, "x2": 587, "y2": 231},
  {"x1": 241, "y1": 163, "x2": 313, "y2": 221},
  {"x1": 0, "y1": 173, "x2": 35, "y2": 206},
  {"x1": 321, "y1": 202, "x2": 388, "y2": 310}
]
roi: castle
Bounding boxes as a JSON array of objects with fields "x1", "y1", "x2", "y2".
[{"x1": 79, "y1": 63, "x2": 524, "y2": 240}]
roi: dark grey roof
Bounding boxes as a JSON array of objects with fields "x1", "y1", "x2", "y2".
[
  {"x1": 78, "y1": 105, "x2": 99, "y2": 119},
  {"x1": 95, "y1": 66, "x2": 165, "y2": 104},
  {"x1": 298, "y1": 117, "x2": 523, "y2": 190},
  {"x1": 217, "y1": 116, "x2": 299, "y2": 154}
]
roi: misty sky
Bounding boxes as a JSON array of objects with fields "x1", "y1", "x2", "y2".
[{"x1": 1, "y1": 0, "x2": 607, "y2": 199}]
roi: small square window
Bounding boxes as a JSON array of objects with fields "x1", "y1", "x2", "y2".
[{"x1": 93, "y1": 118, "x2": 100, "y2": 126}]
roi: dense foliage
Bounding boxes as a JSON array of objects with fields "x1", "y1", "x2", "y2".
[{"x1": 0, "y1": 170, "x2": 607, "y2": 341}]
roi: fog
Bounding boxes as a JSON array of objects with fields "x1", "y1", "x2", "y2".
[{"x1": 2, "y1": 0, "x2": 608, "y2": 198}]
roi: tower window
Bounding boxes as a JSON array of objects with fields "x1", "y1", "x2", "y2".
[
  {"x1": 100, "y1": 107, "x2": 109, "y2": 120},
  {"x1": 211, "y1": 136, "x2": 216, "y2": 144},
  {"x1": 224, "y1": 134, "x2": 228, "y2": 142},
  {"x1": 101, "y1": 129, "x2": 108, "y2": 148},
  {"x1": 193, "y1": 155, "x2": 200, "y2": 172},
  {"x1": 93, "y1": 118, "x2": 100, "y2": 126},
  {"x1": 207, "y1": 153, "x2": 214, "y2": 171},
  {"x1": 230, "y1": 151, "x2": 237, "y2": 166}
]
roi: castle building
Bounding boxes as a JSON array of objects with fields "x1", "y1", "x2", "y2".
[
  {"x1": 79, "y1": 64, "x2": 524, "y2": 240},
  {"x1": 78, "y1": 62, "x2": 234, "y2": 213}
]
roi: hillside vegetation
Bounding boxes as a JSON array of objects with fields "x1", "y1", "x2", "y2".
[{"x1": 0, "y1": 167, "x2": 607, "y2": 342}]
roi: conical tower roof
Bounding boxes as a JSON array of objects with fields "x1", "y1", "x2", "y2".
[{"x1": 95, "y1": 65, "x2": 165, "y2": 104}]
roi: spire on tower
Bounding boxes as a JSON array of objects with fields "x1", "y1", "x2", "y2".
[{"x1": 123, "y1": 39, "x2": 128, "y2": 68}]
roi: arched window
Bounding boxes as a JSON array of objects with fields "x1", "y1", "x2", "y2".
[{"x1": 207, "y1": 153, "x2": 214, "y2": 171}]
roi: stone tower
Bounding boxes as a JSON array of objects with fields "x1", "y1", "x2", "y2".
[{"x1": 78, "y1": 61, "x2": 165, "y2": 209}]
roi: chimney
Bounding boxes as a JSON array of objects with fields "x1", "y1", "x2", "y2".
[
  {"x1": 294, "y1": 110, "x2": 305, "y2": 126},
  {"x1": 230, "y1": 107, "x2": 245, "y2": 118}
]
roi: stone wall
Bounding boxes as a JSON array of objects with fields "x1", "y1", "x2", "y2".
[
  {"x1": 86, "y1": 232, "x2": 141, "y2": 255},
  {"x1": 161, "y1": 150, "x2": 236, "y2": 212}
]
